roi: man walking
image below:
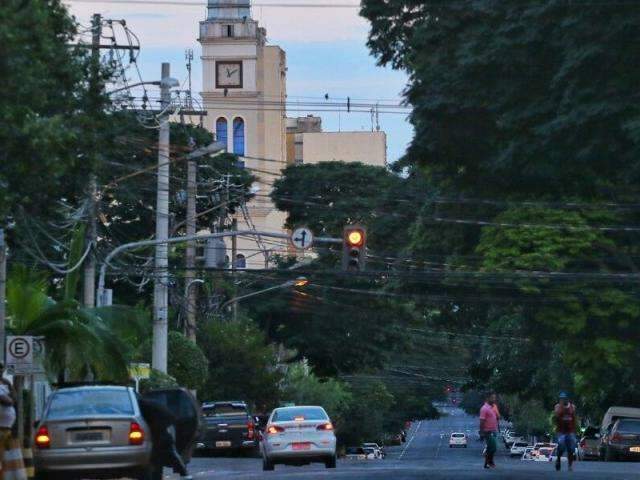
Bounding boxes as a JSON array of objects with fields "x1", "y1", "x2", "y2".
[
  {"x1": 479, "y1": 391, "x2": 499, "y2": 469},
  {"x1": 138, "y1": 396, "x2": 192, "y2": 480},
  {"x1": 554, "y1": 391, "x2": 577, "y2": 472}
]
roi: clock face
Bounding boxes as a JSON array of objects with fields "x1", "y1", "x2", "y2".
[{"x1": 216, "y1": 61, "x2": 243, "y2": 88}]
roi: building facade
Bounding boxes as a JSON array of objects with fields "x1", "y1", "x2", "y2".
[{"x1": 199, "y1": 0, "x2": 386, "y2": 268}]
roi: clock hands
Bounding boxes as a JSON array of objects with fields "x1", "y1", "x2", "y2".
[{"x1": 226, "y1": 68, "x2": 238, "y2": 78}]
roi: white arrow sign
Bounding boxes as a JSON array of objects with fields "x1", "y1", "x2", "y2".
[{"x1": 290, "y1": 227, "x2": 314, "y2": 250}]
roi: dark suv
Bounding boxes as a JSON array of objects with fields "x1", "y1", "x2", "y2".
[
  {"x1": 197, "y1": 401, "x2": 257, "y2": 454},
  {"x1": 600, "y1": 418, "x2": 640, "y2": 461}
]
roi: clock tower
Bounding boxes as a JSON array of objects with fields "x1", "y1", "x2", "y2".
[{"x1": 199, "y1": 0, "x2": 288, "y2": 268}]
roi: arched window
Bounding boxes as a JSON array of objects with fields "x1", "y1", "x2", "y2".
[
  {"x1": 235, "y1": 253, "x2": 246, "y2": 269},
  {"x1": 233, "y1": 117, "x2": 245, "y2": 156},
  {"x1": 216, "y1": 117, "x2": 228, "y2": 149}
]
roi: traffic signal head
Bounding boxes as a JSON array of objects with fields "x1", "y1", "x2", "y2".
[{"x1": 342, "y1": 225, "x2": 366, "y2": 271}]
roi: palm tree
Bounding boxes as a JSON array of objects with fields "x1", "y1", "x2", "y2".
[{"x1": 6, "y1": 229, "x2": 147, "y2": 382}]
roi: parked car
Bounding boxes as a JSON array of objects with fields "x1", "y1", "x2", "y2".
[
  {"x1": 504, "y1": 432, "x2": 525, "y2": 448},
  {"x1": 599, "y1": 418, "x2": 640, "y2": 461},
  {"x1": 449, "y1": 432, "x2": 467, "y2": 448},
  {"x1": 261, "y1": 406, "x2": 337, "y2": 471},
  {"x1": 510, "y1": 441, "x2": 529, "y2": 457},
  {"x1": 34, "y1": 385, "x2": 200, "y2": 480},
  {"x1": 197, "y1": 401, "x2": 257, "y2": 454},
  {"x1": 578, "y1": 426, "x2": 600, "y2": 460},
  {"x1": 362, "y1": 447, "x2": 378, "y2": 459},
  {"x1": 600, "y1": 406, "x2": 640, "y2": 434},
  {"x1": 362, "y1": 442, "x2": 384, "y2": 458}
]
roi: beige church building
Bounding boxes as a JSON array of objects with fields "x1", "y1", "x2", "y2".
[{"x1": 197, "y1": 0, "x2": 386, "y2": 268}]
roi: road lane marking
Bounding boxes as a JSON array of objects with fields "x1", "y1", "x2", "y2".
[{"x1": 399, "y1": 420, "x2": 422, "y2": 460}]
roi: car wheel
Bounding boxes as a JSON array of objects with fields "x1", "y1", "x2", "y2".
[
  {"x1": 263, "y1": 457, "x2": 275, "y2": 471},
  {"x1": 325, "y1": 455, "x2": 337, "y2": 468},
  {"x1": 605, "y1": 447, "x2": 617, "y2": 462}
]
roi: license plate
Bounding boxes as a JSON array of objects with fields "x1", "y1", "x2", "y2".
[
  {"x1": 216, "y1": 441, "x2": 232, "y2": 448},
  {"x1": 74, "y1": 431, "x2": 104, "y2": 442},
  {"x1": 630, "y1": 447, "x2": 640, "y2": 453},
  {"x1": 292, "y1": 442, "x2": 311, "y2": 451}
]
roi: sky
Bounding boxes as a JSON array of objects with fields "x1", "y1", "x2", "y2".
[{"x1": 64, "y1": 1, "x2": 414, "y2": 162}]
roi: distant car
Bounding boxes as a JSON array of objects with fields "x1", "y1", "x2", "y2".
[
  {"x1": 521, "y1": 447, "x2": 535, "y2": 461},
  {"x1": 345, "y1": 447, "x2": 368, "y2": 460},
  {"x1": 599, "y1": 418, "x2": 640, "y2": 461},
  {"x1": 362, "y1": 442, "x2": 384, "y2": 458},
  {"x1": 197, "y1": 401, "x2": 257, "y2": 454},
  {"x1": 510, "y1": 441, "x2": 529, "y2": 457},
  {"x1": 504, "y1": 432, "x2": 525, "y2": 448},
  {"x1": 449, "y1": 432, "x2": 467, "y2": 448},
  {"x1": 535, "y1": 447, "x2": 555, "y2": 461},
  {"x1": 362, "y1": 447, "x2": 378, "y2": 459},
  {"x1": 578, "y1": 426, "x2": 600, "y2": 460},
  {"x1": 34, "y1": 385, "x2": 200, "y2": 480},
  {"x1": 261, "y1": 406, "x2": 337, "y2": 471}
]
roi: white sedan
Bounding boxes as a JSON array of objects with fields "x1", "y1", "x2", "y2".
[
  {"x1": 510, "y1": 441, "x2": 530, "y2": 457},
  {"x1": 449, "y1": 432, "x2": 468, "y2": 448},
  {"x1": 261, "y1": 406, "x2": 337, "y2": 471}
]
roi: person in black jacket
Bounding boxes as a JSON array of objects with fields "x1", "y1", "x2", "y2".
[{"x1": 138, "y1": 396, "x2": 192, "y2": 480}]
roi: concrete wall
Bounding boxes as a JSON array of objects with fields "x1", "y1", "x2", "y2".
[{"x1": 300, "y1": 131, "x2": 387, "y2": 167}]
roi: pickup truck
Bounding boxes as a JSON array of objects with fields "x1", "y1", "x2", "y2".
[{"x1": 196, "y1": 401, "x2": 257, "y2": 454}]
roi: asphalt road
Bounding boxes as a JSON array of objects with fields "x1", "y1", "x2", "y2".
[{"x1": 170, "y1": 406, "x2": 640, "y2": 479}]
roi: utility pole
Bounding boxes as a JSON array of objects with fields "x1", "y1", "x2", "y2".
[
  {"x1": 231, "y1": 218, "x2": 238, "y2": 322},
  {"x1": 0, "y1": 229, "x2": 6, "y2": 361},
  {"x1": 184, "y1": 137, "x2": 198, "y2": 342},
  {"x1": 153, "y1": 62, "x2": 172, "y2": 373},
  {"x1": 83, "y1": 13, "x2": 101, "y2": 308},
  {"x1": 83, "y1": 13, "x2": 101, "y2": 306}
]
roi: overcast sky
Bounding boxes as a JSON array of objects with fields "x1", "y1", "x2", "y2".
[{"x1": 64, "y1": 1, "x2": 413, "y2": 163}]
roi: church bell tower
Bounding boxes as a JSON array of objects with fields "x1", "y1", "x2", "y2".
[{"x1": 199, "y1": 0, "x2": 288, "y2": 268}]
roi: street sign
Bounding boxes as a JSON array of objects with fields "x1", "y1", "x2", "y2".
[
  {"x1": 6, "y1": 336, "x2": 33, "y2": 375},
  {"x1": 129, "y1": 362, "x2": 151, "y2": 392},
  {"x1": 290, "y1": 227, "x2": 314, "y2": 250}
]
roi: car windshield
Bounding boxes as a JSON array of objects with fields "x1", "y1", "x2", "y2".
[
  {"x1": 204, "y1": 404, "x2": 247, "y2": 416},
  {"x1": 452, "y1": 433, "x2": 465, "y2": 438},
  {"x1": 47, "y1": 389, "x2": 133, "y2": 418},
  {"x1": 514, "y1": 442, "x2": 528, "y2": 447},
  {"x1": 617, "y1": 419, "x2": 640, "y2": 433},
  {"x1": 272, "y1": 407, "x2": 328, "y2": 422}
]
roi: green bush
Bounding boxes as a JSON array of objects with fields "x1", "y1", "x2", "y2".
[{"x1": 140, "y1": 331, "x2": 208, "y2": 390}]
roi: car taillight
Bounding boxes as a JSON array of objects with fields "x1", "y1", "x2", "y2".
[
  {"x1": 579, "y1": 439, "x2": 586, "y2": 448},
  {"x1": 35, "y1": 426, "x2": 51, "y2": 449},
  {"x1": 129, "y1": 422, "x2": 144, "y2": 445},
  {"x1": 267, "y1": 425, "x2": 285, "y2": 435},
  {"x1": 611, "y1": 432, "x2": 622, "y2": 443},
  {"x1": 317, "y1": 423, "x2": 334, "y2": 431},
  {"x1": 247, "y1": 421, "x2": 255, "y2": 440}
]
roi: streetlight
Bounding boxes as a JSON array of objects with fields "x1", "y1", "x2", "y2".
[{"x1": 219, "y1": 277, "x2": 309, "y2": 319}]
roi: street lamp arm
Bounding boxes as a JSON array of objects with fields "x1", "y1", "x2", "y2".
[
  {"x1": 219, "y1": 280, "x2": 296, "y2": 312},
  {"x1": 96, "y1": 230, "x2": 290, "y2": 305},
  {"x1": 108, "y1": 81, "x2": 161, "y2": 95}
]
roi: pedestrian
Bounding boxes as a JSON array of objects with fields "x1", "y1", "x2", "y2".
[
  {"x1": 553, "y1": 391, "x2": 577, "y2": 472},
  {"x1": 137, "y1": 396, "x2": 192, "y2": 480},
  {"x1": 479, "y1": 391, "x2": 499, "y2": 469},
  {"x1": 0, "y1": 362, "x2": 16, "y2": 460}
]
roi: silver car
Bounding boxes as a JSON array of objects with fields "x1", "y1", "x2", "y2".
[
  {"x1": 261, "y1": 406, "x2": 336, "y2": 471},
  {"x1": 34, "y1": 385, "x2": 152, "y2": 479}
]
